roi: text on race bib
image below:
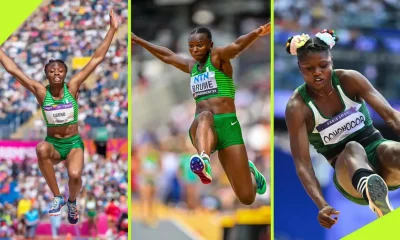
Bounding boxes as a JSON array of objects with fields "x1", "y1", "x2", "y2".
[
  {"x1": 43, "y1": 102, "x2": 74, "y2": 125},
  {"x1": 316, "y1": 107, "x2": 365, "y2": 145},
  {"x1": 190, "y1": 71, "x2": 218, "y2": 98}
]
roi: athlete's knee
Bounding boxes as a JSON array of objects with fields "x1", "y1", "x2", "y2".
[
  {"x1": 339, "y1": 141, "x2": 368, "y2": 168},
  {"x1": 390, "y1": 148, "x2": 400, "y2": 159},
  {"x1": 236, "y1": 189, "x2": 256, "y2": 205},
  {"x1": 343, "y1": 141, "x2": 365, "y2": 156},
  {"x1": 383, "y1": 144, "x2": 400, "y2": 158},
  {"x1": 197, "y1": 111, "x2": 214, "y2": 123},
  {"x1": 238, "y1": 193, "x2": 256, "y2": 205},
  {"x1": 36, "y1": 141, "x2": 52, "y2": 160},
  {"x1": 68, "y1": 169, "x2": 82, "y2": 182},
  {"x1": 379, "y1": 143, "x2": 400, "y2": 168}
]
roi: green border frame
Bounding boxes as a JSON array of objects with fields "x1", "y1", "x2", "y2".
[
  {"x1": 341, "y1": 210, "x2": 400, "y2": 239},
  {"x1": 128, "y1": 0, "x2": 132, "y2": 239},
  {"x1": 270, "y1": 0, "x2": 275, "y2": 238},
  {"x1": 0, "y1": 1, "x2": 42, "y2": 45}
]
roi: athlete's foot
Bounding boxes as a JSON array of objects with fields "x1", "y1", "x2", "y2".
[
  {"x1": 190, "y1": 153, "x2": 212, "y2": 184},
  {"x1": 67, "y1": 199, "x2": 80, "y2": 224},
  {"x1": 248, "y1": 161, "x2": 267, "y2": 195},
  {"x1": 48, "y1": 196, "x2": 65, "y2": 216},
  {"x1": 366, "y1": 174, "x2": 393, "y2": 218}
]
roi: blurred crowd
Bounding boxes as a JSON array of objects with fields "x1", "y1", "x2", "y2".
[
  {"x1": 0, "y1": 152, "x2": 128, "y2": 239},
  {"x1": 0, "y1": 0, "x2": 128, "y2": 138},
  {"x1": 275, "y1": 0, "x2": 400, "y2": 55},
  {"x1": 275, "y1": 0, "x2": 399, "y2": 30}
]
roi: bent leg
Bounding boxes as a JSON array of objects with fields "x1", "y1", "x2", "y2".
[
  {"x1": 335, "y1": 141, "x2": 374, "y2": 198},
  {"x1": 376, "y1": 141, "x2": 400, "y2": 186},
  {"x1": 65, "y1": 148, "x2": 84, "y2": 224},
  {"x1": 189, "y1": 111, "x2": 218, "y2": 183},
  {"x1": 36, "y1": 141, "x2": 62, "y2": 197},
  {"x1": 335, "y1": 141, "x2": 392, "y2": 217},
  {"x1": 65, "y1": 148, "x2": 84, "y2": 202},
  {"x1": 218, "y1": 144, "x2": 257, "y2": 205},
  {"x1": 189, "y1": 111, "x2": 218, "y2": 156}
]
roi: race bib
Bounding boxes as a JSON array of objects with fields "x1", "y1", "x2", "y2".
[
  {"x1": 316, "y1": 107, "x2": 365, "y2": 145},
  {"x1": 190, "y1": 71, "x2": 218, "y2": 98},
  {"x1": 43, "y1": 103, "x2": 74, "y2": 125}
]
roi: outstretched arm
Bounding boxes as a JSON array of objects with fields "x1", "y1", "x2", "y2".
[
  {"x1": 285, "y1": 97, "x2": 329, "y2": 210},
  {"x1": 342, "y1": 70, "x2": 400, "y2": 135},
  {"x1": 132, "y1": 33, "x2": 194, "y2": 73},
  {"x1": 68, "y1": 9, "x2": 119, "y2": 94},
  {"x1": 0, "y1": 49, "x2": 43, "y2": 95},
  {"x1": 217, "y1": 23, "x2": 270, "y2": 60}
]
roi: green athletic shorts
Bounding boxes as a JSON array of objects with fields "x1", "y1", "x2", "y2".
[
  {"x1": 45, "y1": 134, "x2": 85, "y2": 160},
  {"x1": 88, "y1": 210, "x2": 97, "y2": 218},
  {"x1": 333, "y1": 138, "x2": 400, "y2": 205},
  {"x1": 189, "y1": 113, "x2": 245, "y2": 153}
]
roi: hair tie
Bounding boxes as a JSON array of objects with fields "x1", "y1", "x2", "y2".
[
  {"x1": 289, "y1": 34, "x2": 310, "y2": 55},
  {"x1": 315, "y1": 30, "x2": 336, "y2": 49}
]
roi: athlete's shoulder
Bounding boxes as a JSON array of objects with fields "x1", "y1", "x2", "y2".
[
  {"x1": 286, "y1": 90, "x2": 303, "y2": 107},
  {"x1": 212, "y1": 47, "x2": 223, "y2": 54},
  {"x1": 66, "y1": 81, "x2": 73, "y2": 89},
  {"x1": 286, "y1": 90, "x2": 307, "y2": 117},
  {"x1": 285, "y1": 92, "x2": 309, "y2": 128},
  {"x1": 335, "y1": 69, "x2": 365, "y2": 81},
  {"x1": 335, "y1": 69, "x2": 371, "y2": 87},
  {"x1": 210, "y1": 47, "x2": 226, "y2": 60},
  {"x1": 188, "y1": 59, "x2": 197, "y2": 73}
]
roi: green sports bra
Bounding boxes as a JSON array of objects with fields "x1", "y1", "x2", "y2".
[
  {"x1": 190, "y1": 53, "x2": 235, "y2": 102},
  {"x1": 41, "y1": 83, "x2": 79, "y2": 127}
]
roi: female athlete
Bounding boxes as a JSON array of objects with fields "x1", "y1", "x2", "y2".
[
  {"x1": 132, "y1": 23, "x2": 270, "y2": 205},
  {"x1": 285, "y1": 29, "x2": 400, "y2": 229},
  {"x1": 139, "y1": 142, "x2": 161, "y2": 225},
  {"x1": 85, "y1": 192, "x2": 98, "y2": 236},
  {"x1": 0, "y1": 10, "x2": 119, "y2": 224}
]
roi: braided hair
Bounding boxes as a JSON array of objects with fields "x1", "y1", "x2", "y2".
[
  {"x1": 44, "y1": 59, "x2": 68, "y2": 73},
  {"x1": 189, "y1": 26, "x2": 212, "y2": 41}
]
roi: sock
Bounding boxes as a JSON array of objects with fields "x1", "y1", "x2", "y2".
[
  {"x1": 351, "y1": 169, "x2": 375, "y2": 203},
  {"x1": 200, "y1": 151, "x2": 210, "y2": 162},
  {"x1": 68, "y1": 198, "x2": 76, "y2": 204},
  {"x1": 250, "y1": 168, "x2": 256, "y2": 180}
]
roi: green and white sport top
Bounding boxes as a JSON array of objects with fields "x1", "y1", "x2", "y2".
[
  {"x1": 190, "y1": 53, "x2": 235, "y2": 102},
  {"x1": 297, "y1": 71, "x2": 374, "y2": 159},
  {"x1": 41, "y1": 83, "x2": 79, "y2": 127}
]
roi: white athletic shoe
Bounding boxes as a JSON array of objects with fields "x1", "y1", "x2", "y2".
[{"x1": 365, "y1": 174, "x2": 394, "y2": 218}]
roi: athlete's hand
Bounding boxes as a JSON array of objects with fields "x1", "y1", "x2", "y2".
[
  {"x1": 109, "y1": 9, "x2": 119, "y2": 30},
  {"x1": 256, "y1": 23, "x2": 271, "y2": 37},
  {"x1": 318, "y1": 205, "x2": 339, "y2": 229},
  {"x1": 131, "y1": 33, "x2": 138, "y2": 44}
]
